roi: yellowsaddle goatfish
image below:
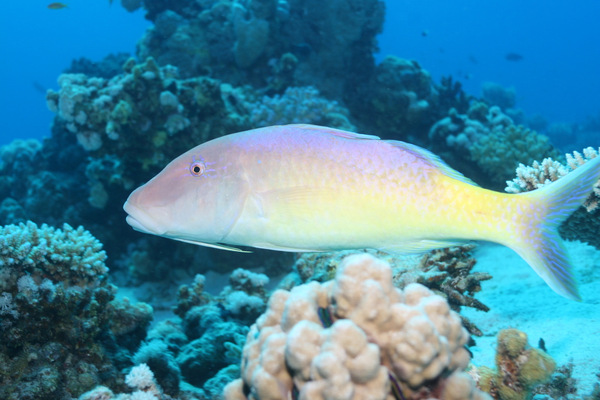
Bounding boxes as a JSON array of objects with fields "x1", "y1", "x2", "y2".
[{"x1": 124, "y1": 124, "x2": 600, "y2": 301}]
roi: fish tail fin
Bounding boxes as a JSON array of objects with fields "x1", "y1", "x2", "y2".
[{"x1": 510, "y1": 155, "x2": 600, "y2": 301}]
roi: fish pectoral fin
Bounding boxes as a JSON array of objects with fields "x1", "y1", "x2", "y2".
[
  {"x1": 174, "y1": 238, "x2": 252, "y2": 253},
  {"x1": 381, "y1": 239, "x2": 467, "y2": 254},
  {"x1": 250, "y1": 242, "x2": 326, "y2": 252}
]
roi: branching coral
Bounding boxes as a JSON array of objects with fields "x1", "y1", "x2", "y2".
[
  {"x1": 0, "y1": 222, "x2": 152, "y2": 399},
  {"x1": 248, "y1": 86, "x2": 355, "y2": 130},
  {"x1": 506, "y1": 147, "x2": 600, "y2": 213},
  {"x1": 78, "y1": 363, "x2": 162, "y2": 400},
  {"x1": 286, "y1": 245, "x2": 491, "y2": 336},
  {"x1": 398, "y1": 245, "x2": 492, "y2": 336},
  {"x1": 0, "y1": 221, "x2": 108, "y2": 288},
  {"x1": 224, "y1": 254, "x2": 490, "y2": 400},
  {"x1": 505, "y1": 147, "x2": 600, "y2": 249}
]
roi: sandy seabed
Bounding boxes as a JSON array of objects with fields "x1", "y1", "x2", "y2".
[{"x1": 463, "y1": 240, "x2": 600, "y2": 396}]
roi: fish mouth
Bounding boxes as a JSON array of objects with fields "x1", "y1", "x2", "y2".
[{"x1": 123, "y1": 200, "x2": 168, "y2": 236}]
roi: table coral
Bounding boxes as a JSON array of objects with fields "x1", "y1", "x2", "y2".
[{"x1": 224, "y1": 253, "x2": 491, "y2": 400}]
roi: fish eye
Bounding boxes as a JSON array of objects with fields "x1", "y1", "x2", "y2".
[{"x1": 189, "y1": 161, "x2": 206, "y2": 176}]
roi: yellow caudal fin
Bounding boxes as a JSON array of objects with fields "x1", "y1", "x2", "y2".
[{"x1": 512, "y1": 155, "x2": 600, "y2": 301}]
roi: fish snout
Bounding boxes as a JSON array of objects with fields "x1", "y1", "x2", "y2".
[{"x1": 123, "y1": 187, "x2": 170, "y2": 236}]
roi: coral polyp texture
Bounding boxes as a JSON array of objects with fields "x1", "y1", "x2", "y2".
[
  {"x1": 506, "y1": 147, "x2": 600, "y2": 212},
  {"x1": 0, "y1": 221, "x2": 153, "y2": 399},
  {"x1": 358, "y1": 56, "x2": 435, "y2": 140},
  {"x1": 0, "y1": 221, "x2": 107, "y2": 288},
  {"x1": 136, "y1": 0, "x2": 384, "y2": 100},
  {"x1": 473, "y1": 329, "x2": 555, "y2": 400},
  {"x1": 429, "y1": 103, "x2": 558, "y2": 188},
  {"x1": 505, "y1": 147, "x2": 600, "y2": 249},
  {"x1": 285, "y1": 245, "x2": 491, "y2": 337},
  {"x1": 224, "y1": 253, "x2": 491, "y2": 400}
]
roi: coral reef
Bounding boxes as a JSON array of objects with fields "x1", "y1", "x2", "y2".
[
  {"x1": 481, "y1": 82, "x2": 516, "y2": 111},
  {"x1": 284, "y1": 245, "x2": 491, "y2": 336},
  {"x1": 137, "y1": 0, "x2": 385, "y2": 101},
  {"x1": 106, "y1": 267, "x2": 272, "y2": 398},
  {"x1": 533, "y1": 363, "x2": 578, "y2": 399},
  {"x1": 0, "y1": 222, "x2": 152, "y2": 399},
  {"x1": 248, "y1": 86, "x2": 355, "y2": 130},
  {"x1": 429, "y1": 103, "x2": 558, "y2": 188},
  {"x1": 506, "y1": 147, "x2": 600, "y2": 212},
  {"x1": 505, "y1": 147, "x2": 600, "y2": 249},
  {"x1": 224, "y1": 253, "x2": 490, "y2": 400},
  {"x1": 474, "y1": 329, "x2": 555, "y2": 400},
  {"x1": 355, "y1": 56, "x2": 435, "y2": 142},
  {"x1": 46, "y1": 57, "x2": 235, "y2": 169},
  {"x1": 0, "y1": 139, "x2": 43, "y2": 224},
  {"x1": 66, "y1": 53, "x2": 133, "y2": 79},
  {"x1": 78, "y1": 363, "x2": 163, "y2": 400},
  {"x1": 347, "y1": 57, "x2": 474, "y2": 145}
]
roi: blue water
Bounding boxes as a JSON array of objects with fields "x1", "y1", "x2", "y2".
[
  {"x1": 380, "y1": 0, "x2": 600, "y2": 124},
  {"x1": 0, "y1": 2, "x2": 150, "y2": 145},
  {"x1": 0, "y1": 0, "x2": 599, "y2": 144}
]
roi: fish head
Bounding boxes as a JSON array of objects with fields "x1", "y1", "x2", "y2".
[{"x1": 123, "y1": 140, "x2": 248, "y2": 245}]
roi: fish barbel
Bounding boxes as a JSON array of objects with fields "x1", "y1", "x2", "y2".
[{"x1": 124, "y1": 124, "x2": 600, "y2": 300}]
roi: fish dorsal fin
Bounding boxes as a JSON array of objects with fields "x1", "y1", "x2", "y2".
[
  {"x1": 386, "y1": 140, "x2": 479, "y2": 186},
  {"x1": 288, "y1": 124, "x2": 381, "y2": 140},
  {"x1": 175, "y1": 238, "x2": 251, "y2": 253}
]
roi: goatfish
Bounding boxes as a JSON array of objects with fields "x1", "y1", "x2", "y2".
[{"x1": 124, "y1": 124, "x2": 600, "y2": 301}]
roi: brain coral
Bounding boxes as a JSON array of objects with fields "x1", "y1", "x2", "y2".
[{"x1": 224, "y1": 253, "x2": 490, "y2": 400}]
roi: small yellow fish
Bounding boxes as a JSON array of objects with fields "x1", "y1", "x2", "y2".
[
  {"x1": 47, "y1": 2, "x2": 68, "y2": 9},
  {"x1": 124, "y1": 124, "x2": 600, "y2": 301}
]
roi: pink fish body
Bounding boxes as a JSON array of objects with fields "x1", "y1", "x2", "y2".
[{"x1": 124, "y1": 124, "x2": 600, "y2": 300}]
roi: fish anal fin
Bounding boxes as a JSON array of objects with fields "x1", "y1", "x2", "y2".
[{"x1": 381, "y1": 239, "x2": 467, "y2": 254}]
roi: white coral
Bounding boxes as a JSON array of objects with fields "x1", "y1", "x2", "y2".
[{"x1": 505, "y1": 147, "x2": 600, "y2": 212}]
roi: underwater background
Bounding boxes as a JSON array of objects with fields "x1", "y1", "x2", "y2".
[{"x1": 1, "y1": 0, "x2": 600, "y2": 399}]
